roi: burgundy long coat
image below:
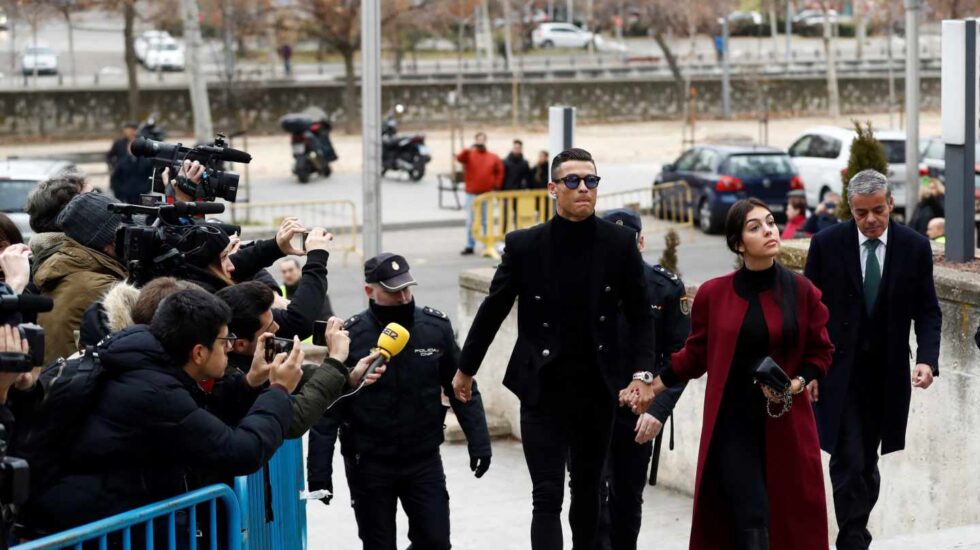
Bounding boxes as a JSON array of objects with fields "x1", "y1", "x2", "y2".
[{"x1": 670, "y1": 269, "x2": 835, "y2": 550}]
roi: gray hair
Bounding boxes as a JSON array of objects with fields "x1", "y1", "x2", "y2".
[
  {"x1": 26, "y1": 167, "x2": 89, "y2": 233},
  {"x1": 847, "y1": 169, "x2": 891, "y2": 201}
]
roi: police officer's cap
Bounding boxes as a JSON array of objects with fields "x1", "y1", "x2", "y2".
[
  {"x1": 364, "y1": 252, "x2": 417, "y2": 291},
  {"x1": 602, "y1": 208, "x2": 642, "y2": 234}
]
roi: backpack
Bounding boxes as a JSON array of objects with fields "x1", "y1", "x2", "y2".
[{"x1": 17, "y1": 345, "x2": 107, "y2": 493}]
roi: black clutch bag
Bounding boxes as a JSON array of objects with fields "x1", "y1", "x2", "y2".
[{"x1": 753, "y1": 356, "x2": 793, "y2": 418}]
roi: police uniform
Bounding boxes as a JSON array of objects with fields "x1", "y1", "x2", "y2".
[
  {"x1": 597, "y1": 209, "x2": 691, "y2": 550},
  {"x1": 306, "y1": 254, "x2": 492, "y2": 550}
]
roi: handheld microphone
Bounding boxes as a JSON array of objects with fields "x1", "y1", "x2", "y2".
[{"x1": 364, "y1": 322, "x2": 410, "y2": 380}]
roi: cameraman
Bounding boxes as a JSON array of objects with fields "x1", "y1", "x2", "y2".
[
  {"x1": 214, "y1": 282, "x2": 383, "y2": 438},
  {"x1": 25, "y1": 289, "x2": 301, "y2": 533},
  {"x1": 172, "y1": 220, "x2": 331, "y2": 341},
  {"x1": 802, "y1": 191, "x2": 842, "y2": 235},
  {"x1": 35, "y1": 193, "x2": 127, "y2": 365}
]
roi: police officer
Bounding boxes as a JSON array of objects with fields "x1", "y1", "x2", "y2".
[
  {"x1": 597, "y1": 209, "x2": 690, "y2": 550},
  {"x1": 307, "y1": 253, "x2": 492, "y2": 550}
]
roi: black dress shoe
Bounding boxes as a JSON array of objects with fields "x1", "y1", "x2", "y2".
[{"x1": 460, "y1": 247, "x2": 474, "y2": 255}]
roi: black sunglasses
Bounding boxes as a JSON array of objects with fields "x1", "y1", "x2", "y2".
[{"x1": 554, "y1": 174, "x2": 601, "y2": 190}]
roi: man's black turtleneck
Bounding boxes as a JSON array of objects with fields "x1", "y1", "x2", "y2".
[
  {"x1": 370, "y1": 298, "x2": 416, "y2": 328},
  {"x1": 547, "y1": 213, "x2": 602, "y2": 396}
]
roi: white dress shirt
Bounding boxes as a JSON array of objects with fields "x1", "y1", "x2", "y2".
[{"x1": 858, "y1": 226, "x2": 888, "y2": 281}]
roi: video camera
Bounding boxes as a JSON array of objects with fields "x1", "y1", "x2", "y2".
[
  {"x1": 110, "y1": 201, "x2": 235, "y2": 286},
  {"x1": 0, "y1": 291, "x2": 50, "y2": 372},
  {"x1": 130, "y1": 134, "x2": 251, "y2": 203}
]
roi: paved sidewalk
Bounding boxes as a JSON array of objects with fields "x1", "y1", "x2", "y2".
[{"x1": 305, "y1": 436, "x2": 980, "y2": 549}]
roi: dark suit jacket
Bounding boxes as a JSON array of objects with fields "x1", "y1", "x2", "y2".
[
  {"x1": 458, "y1": 216, "x2": 655, "y2": 405},
  {"x1": 804, "y1": 220, "x2": 942, "y2": 454}
]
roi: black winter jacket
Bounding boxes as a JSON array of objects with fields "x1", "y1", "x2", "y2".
[{"x1": 25, "y1": 325, "x2": 292, "y2": 533}]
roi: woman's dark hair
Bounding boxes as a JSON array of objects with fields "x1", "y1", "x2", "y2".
[
  {"x1": 726, "y1": 198, "x2": 800, "y2": 352},
  {"x1": 0, "y1": 213, "x2": 24, "y2": 247},
  {"x1": 150, "y1": 289, "x2": 231, "y2": 366},
  {"x1": 215, "y1": 281, "x2": 276, "y2": 341},
  {"x1": 550, "y1": 148, "x2": 596, "y2": 182}
]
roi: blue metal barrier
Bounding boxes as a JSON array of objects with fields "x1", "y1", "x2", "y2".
[
  {"x1": 235, "y1": 438, "x2": 307, "y2": 550},
  {"x1": 12, "y1": 485, "x2": 242, "y2": 550}
]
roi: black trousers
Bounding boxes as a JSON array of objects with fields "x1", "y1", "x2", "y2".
[
  {"x1": 830, "y1": 382, "x2": 883, "y2": 550},
  {"x1": 520, "y1": 387, "x2": 616, "y2": 550},
  {"x1": 595, "y1": 409, "x2": 653, "y2": 550},
  {"x1": 344, "y1": 451, "x2": 451, "y2": 550},
  {"x1": 702, "y1": 389, "x2": 769, "y2": 539}
]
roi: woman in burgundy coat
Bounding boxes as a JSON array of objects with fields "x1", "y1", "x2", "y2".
[{"x1": 632, "y1": 198, "x2": 834, "y2": 549}]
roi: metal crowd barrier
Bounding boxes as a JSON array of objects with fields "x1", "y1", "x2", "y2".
[
  {"x1": 470, "y1": 190, "x2": 554, "y2": 259},
  {"x1": 219, "y1": 199, "x2": 361, "y2": 266},
  {"x1": 12, "y1": 485, "x2": 242, "y2": 550},
  {"x1": 13, "y1": 439, "x2": 309, "y2": 550},
  {"x1": 469, "y1": 183, "x2": 695, "y2": 258},
  {"x1": 594, "y1": 181, "x2": 694, "y2": 228},
  {"x1": 235, "y1": 439, "x2": 307, "y2": 550}
]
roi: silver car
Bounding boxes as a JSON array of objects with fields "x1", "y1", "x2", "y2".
[{"x1": 0, "y1": 159, "x2": 77, "y2": 242}]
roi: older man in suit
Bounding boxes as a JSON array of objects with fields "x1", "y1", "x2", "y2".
[
  {"x1": 452, "y1": 148, "x2": 655, "y2": 550},
  {"x1": 804, "y1": 169, "x2": 942, "y2": 550}
]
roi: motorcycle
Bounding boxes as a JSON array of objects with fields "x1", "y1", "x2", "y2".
[
  {"x1": 279, "y1": 107, "x2": 338, "y2": 184},
  {"x1": 381, "y1": 104, "x2": 430, "y2": 182}
]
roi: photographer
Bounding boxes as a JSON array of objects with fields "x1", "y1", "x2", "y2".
[
  {"x1": 25, "y1": 289, "x2": 300, "y2": 533},
  {"x1": 24, "y1": 168, "x2": 95, "y2": 284},
  {"x1": 169, "y1": 216, "x2": 331, "y2": 341},
  {"x1": 214, "y1": 282, "x2": 384, "y2": 438},
  {"x1": 34, "y1": 193, "x2": 127, "y2": 365},
  {"x1": 802, "y1": 191, "x2": 841, "y2": 235}
]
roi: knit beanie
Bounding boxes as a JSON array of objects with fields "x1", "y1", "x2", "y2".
[{"x1": 56, "y1": 192, "x2": 123, "y2": 251}]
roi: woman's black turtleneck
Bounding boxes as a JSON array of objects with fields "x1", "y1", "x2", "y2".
[{"x1": 546, "y1": 213, "x2": 602, "y2": 393}]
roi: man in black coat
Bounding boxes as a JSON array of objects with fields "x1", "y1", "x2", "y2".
[
  {"x1": 25, "y1": 289, "x2": 303, "y2": 533},
  {"x1": 107, "y1": 122, "x2": 152, "y2": 204},
  {"x1": 307, "y1": 253, "x2": 491, "y2": 550},
  {"x1": 598, "y1": 209, "x2": 690, "y2": 550},
  {"x1": 804, "y1": 170, "x2": 942, "y2": 550},
  {"x1": 452, "y1": 149, "x2": 655, "y2": 550},
  {"x1": 502, "y1": 139, "x2": 532, "y2": 191}
]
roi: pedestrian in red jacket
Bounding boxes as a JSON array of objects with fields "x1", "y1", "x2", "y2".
[{"x1": 456, "y1": 132, "x2": 504, "y2": 255}]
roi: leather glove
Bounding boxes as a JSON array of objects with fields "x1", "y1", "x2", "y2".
[
  {"x1": 309, "y1": 479, "x2": 333, "y2": 506},
  {"x1": 469, "y1": 455, "x2": 491, "y2": 479}
]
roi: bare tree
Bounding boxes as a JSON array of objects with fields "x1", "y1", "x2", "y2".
[
  {"x1": 47, "y1": 0, "x2": 78, "y2": 83},
  {"x1": 297, "y1": 0, "x2": 436, "y2": 133},
  {"x1": 820, "y1": 1, "x2": 840, "y2": 118}
]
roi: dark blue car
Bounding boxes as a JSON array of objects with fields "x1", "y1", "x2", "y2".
[{"x1": 655, "y1": 145, "x2": 804, "y2": 234}]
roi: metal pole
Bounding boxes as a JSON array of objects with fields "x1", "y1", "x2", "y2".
[
  {"x1": 785, "y1": 0, "x2": 793, "y2": 65},
  {"x1": 904, "y1": 0, "x2": 920, "y2": 201},
  {"x1": 944, "y1": 19, "x2": 977, "y2": 262},
  {"x1": 362, "y1": 0, "x2": 383, "y2": 258},
  {"x1": 721, "y1": 18, "x2": 731, "y2": 119},
  {"x1": 181, "y1": 0, "x2": 213, "y2": 143}
]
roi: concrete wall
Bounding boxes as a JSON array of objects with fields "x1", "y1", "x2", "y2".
[
  {"x1": 456, "y1": 239, "x2": 980, "y2": 540},
  {"x1": 0, "y1": 74, "x2": 939, "y2": 139}
]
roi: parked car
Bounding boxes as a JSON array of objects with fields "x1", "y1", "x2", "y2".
[
  {"x1": 787, "y1": 126, "x2": 913, "y2": 214},
  {"x1": 655, "y1": 145, "x2": 804, "y2": 234},
  {"x1": 0, "y1": 159, "x2": 77, "y2": 242},
  {"x1": 21, "y1": 46, "x2": 58, "y2": 76},
  {"x1": 143, "y1": 39, "x2": 185, "y2": 71},
  {"x1": 920, "y1": 136, "x2": 980, "y2": 188},
  {"x1": 134, "y1": 30, "x2": 175, "y2": 62},
  {"x1": 531, "y1": 23, "x2": 594, "y2": 49},
  {"x1": 727, "y1": 11, "x2": 765, "y2": 36}
]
